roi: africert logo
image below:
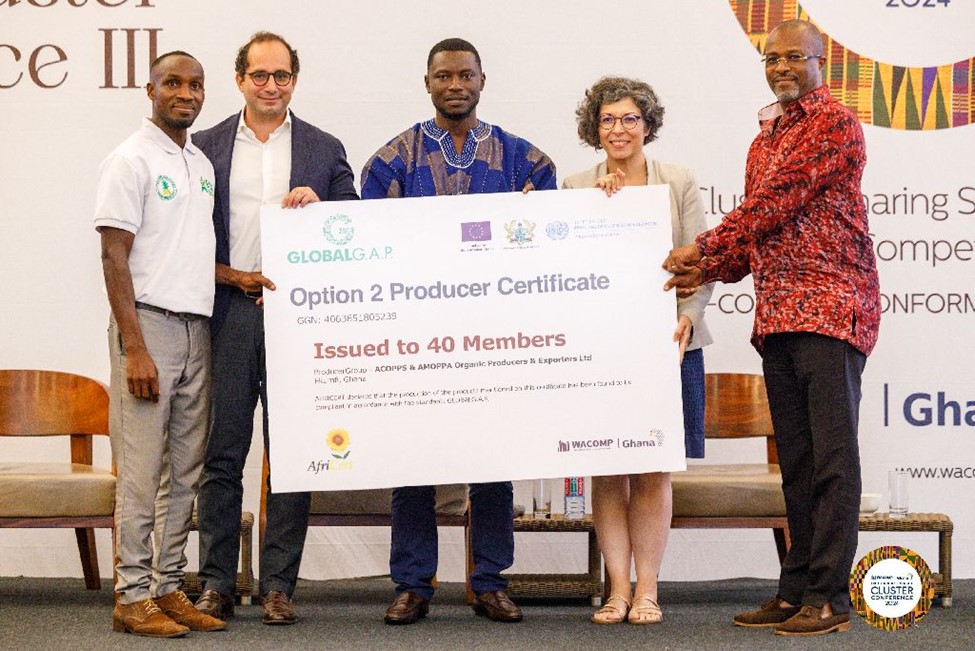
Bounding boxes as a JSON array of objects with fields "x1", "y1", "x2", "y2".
[
  {"x1": 504, "y1": 219, "x2": 536, "y2": 246},
  {"x1": 155, "y1": 175, "x2": 177, "y2": 200},
  {"x1": 728, "y1": 0, "x2": 974, "y2": 130},
  {"x1": 327, "y1": 428, "x2": 351, "y2": 460},
  {"x1": 323, "y1": 214, "x2": 354, "y2": 245}
]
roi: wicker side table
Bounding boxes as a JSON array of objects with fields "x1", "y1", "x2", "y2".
[
  {"x1": 182, "y1": 510, "x2": 255, "y2": 605},
  {"x1": 859, "y1": 512, "x2": 953, "y2": 607},
  {"x1": 504, "y1": 515, "x2": 602, "y2": 605}
]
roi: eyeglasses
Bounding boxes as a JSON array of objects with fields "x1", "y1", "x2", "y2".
[
  {"x1": 598, "y1": 114, "x2": 642, "y2": 131},
  {"x1": 245, "y1": 70, "x2": 294, "y2": 86},
  {"x1": 761, "y1": 54, "x2": 822, "y2": 68}
]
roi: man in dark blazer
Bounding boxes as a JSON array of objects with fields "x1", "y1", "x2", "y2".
[{"x1": 192, "y1": 31, "x2": 358, "y2": 626}]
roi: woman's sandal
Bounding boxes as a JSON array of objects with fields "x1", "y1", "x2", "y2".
[
  {"x1": 591, "y1": 595, "x2": 631, "y2": 624},
  {"x1": 628, "y1": 595, "x2": 663, "y2": 624}
]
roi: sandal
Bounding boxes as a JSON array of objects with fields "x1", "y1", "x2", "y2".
[
  {"x1": 628, "y1": 595, "x2": 663, "y2": 625},
  {"x1": 591, "y1": 595, "x2": 631, "y2": 624}
]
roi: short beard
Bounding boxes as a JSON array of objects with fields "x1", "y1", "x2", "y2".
[
  {"x1": 436, "y1": 105, "x2": 475, "y2": 123},
  {"x1": 775, "y1": 88, "x2": 802, "y2": 104},
  {"x1": 158, "y1": 112, "x2": 197, "y2": 131}
]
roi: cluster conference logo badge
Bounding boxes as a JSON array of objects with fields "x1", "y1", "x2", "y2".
[
  {"x1": 849, "y1": 545, "x2": 935, "y2": 630},
  {"x1": 728, "y1": 0, "x2": 974, "y2": 130}
]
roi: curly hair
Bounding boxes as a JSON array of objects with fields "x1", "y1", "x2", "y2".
[
  {"x1": 575, "y1": 76, "x2": 665, "y2": 149},
  {"x1": 235, "y1": 32, "x2": 300, "y2": 77}
]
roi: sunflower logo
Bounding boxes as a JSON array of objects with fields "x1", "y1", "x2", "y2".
[{"x1": 327, "y1": 429, "x2": 351, "y2": 459}]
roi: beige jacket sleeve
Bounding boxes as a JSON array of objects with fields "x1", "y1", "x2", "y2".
[
  {"x1": 563, "y1": 160, "x2": 714, "y2": 350},
  {"x1": 650, "y1": 160, "x2": 714, "y2": 350}
]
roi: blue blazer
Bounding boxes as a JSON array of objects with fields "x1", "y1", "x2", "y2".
[{"x1": 193, "y1": 112, "x2": 359, "y2": 334}]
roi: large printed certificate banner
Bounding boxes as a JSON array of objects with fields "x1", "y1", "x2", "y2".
[{"x1": 262, "y1": 186, "x2": 684, "y2": 491}]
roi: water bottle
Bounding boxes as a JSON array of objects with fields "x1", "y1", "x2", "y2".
[{"x1": 564, "y1": 476, "x2": 585, "y2": 520}]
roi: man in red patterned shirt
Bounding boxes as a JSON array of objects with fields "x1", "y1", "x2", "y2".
[{"x1": 664, "y1": 19, "x2": 880, "y2": 637}]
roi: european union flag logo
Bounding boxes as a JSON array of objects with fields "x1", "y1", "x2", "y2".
[{"x1": 461, "y1": 221, "x2": 492, "y2": 242}]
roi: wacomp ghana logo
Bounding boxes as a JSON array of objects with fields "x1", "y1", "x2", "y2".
[
  {"x1": 728, "y1": 0, "x2": 975, "y2": 130},
  {"x1": 323, "y1": 214, "x2": 355, "y2": 245},
  {"x1": 155, "y1": 175, "x2": 176, "y2": 200}
]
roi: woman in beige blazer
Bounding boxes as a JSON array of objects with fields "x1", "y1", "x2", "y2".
[{"x1": 563, "y1": 76, "x2": 713, "y2": 625}]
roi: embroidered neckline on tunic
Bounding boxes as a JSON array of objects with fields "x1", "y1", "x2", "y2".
[{"x1": 421, "y1": 119, "x2": 492, "y2": 169}]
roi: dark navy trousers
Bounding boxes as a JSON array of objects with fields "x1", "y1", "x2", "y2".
[{"x1": 390, "y1": 482, "x2": 514, "y2": 600}]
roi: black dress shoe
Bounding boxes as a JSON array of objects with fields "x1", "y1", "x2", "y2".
[
  {"x1": 384, "y1": 591, "x2": 429, "y2": 625},
  {"x1": 261, "y1": 590, "x2": 297, "y2": 625},
  {"x1": 473, "y1": 591, "x2": 523, "y2": 622},
  {"x1": 194, "y1": 589, "x2": 235, "y2": 620}
]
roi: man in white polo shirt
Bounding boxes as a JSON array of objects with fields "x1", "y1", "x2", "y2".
[{"x1": 95, "y1": 50, "x2": 225, "y2": 639}]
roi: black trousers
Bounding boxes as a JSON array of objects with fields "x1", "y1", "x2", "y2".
[
  {"x1": 762, "y1": 332, "x2": 866, "y2": 615},
  {"x1": 197, "y1": 291, "x2": 311, "y2": 597}
]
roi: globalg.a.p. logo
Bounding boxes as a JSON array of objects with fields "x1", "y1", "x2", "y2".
[
  {"x1": 155, "y1": 175, "x2": 177, "y2": 201},
  {"x1": 728, "y1": 0, "x2": 975, "y2": 130},
  {"x1": 323, "y1": 214, "x2": 354, "y2": 245}
]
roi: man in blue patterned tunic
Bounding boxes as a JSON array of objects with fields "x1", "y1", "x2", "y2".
[{"x1": 361, "y1": 37, "x2": 556, "y2": 626}]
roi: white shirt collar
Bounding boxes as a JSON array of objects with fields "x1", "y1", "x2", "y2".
[
  {"x1": 141, "y1": 117, "x2": 199, "y2": 155},
  {"x1": 236, "y1": 109, "x2": 293, "y2": 142}
]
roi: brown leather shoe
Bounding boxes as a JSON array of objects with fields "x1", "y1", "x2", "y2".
[
  {"x1": 733, "y1": 597, "x2": 801, "y2": 627},
  {"x1": 261, "y1": 590, "x2": 297, "y2": 625},
  {"x1": 473, "y1": 590, "x2": 523, "y2": 623},
  {"x1": 774, "y1": 605, "x2": 851, "y2": 636},
  {"x1": 112, "y1": 597, "x2": 189, "y2": 638},
  {"x1": 195, "y1": 589, "x2": 235, "y2": 620},
  {"x1": 155, "y1": 590, "x2": 226, "y2": 631},
  {"x1": 384, "y1": 591, "x2": 430, "y2": 625}
]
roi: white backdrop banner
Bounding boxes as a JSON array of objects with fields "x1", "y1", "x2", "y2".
[
  {"x1": 3, "y1": 0, "x2": 973, "y2": 581},
  {"x1": 261, "y1": 186, "x2": 685, "y2": 491}
]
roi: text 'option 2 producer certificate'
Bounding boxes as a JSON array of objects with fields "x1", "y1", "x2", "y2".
[{"x1": 261, "y1": 185, "x2": 684, "y2": 491}]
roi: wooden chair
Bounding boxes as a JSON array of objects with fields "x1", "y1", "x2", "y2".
[
  {"x1": 0, "y1": 370, "x2": 115, "y2": 589},
  {"x1": 671, "y1": 372, "x2": 790, "y2": 562}
]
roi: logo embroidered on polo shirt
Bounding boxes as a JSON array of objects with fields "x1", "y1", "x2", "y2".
[
  {"x1": 155, "y1": 175, "x2": 177, "y2": 201},
  {"x1": 200, "y1": 176, "x2": 214, "y2": 197}
]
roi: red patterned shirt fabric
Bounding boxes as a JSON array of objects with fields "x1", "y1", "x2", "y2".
[{"x1": 696, "y1": 85, "x2": 880, "y2": 356}]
